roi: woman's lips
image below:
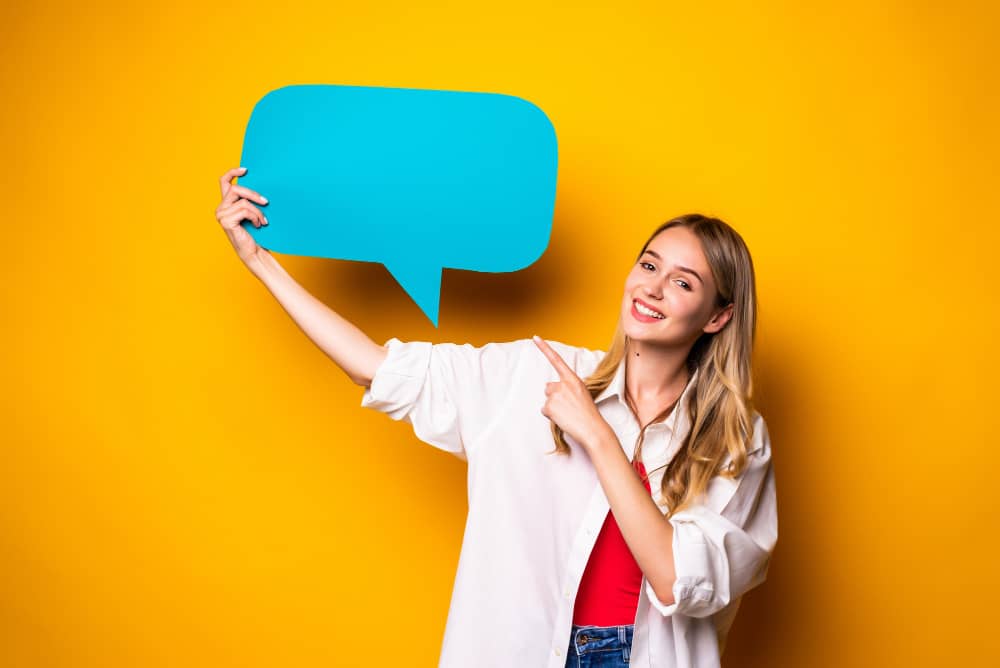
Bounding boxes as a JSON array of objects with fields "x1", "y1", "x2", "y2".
[{"x1": 631, "y1": 299, "x2": 664, "y2": 323}]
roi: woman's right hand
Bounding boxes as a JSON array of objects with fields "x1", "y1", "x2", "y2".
[
  {"x1": 215, "y1": 166, "x2": 270, "y2": 269},
  {"x1": 214, "y1": 166, "x2": 388, "y2": 388}
]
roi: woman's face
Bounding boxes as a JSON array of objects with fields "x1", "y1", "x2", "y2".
[{"x1": 620, "y1": 226, "x2": 732, "y2": 348}]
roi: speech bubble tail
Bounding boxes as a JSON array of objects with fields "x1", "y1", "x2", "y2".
[{"x1": 383, "y1": 261, "x2": 443, "y2": 327}]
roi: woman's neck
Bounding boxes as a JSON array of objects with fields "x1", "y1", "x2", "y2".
[{"x1": 624, "y1": 340, "x2": 691, "y2": 407}]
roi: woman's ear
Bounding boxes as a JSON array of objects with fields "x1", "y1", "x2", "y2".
[{"x1": 704, "y1": 302, "x2": 735, "y2": 334}]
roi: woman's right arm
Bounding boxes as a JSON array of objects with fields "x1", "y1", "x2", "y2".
[
  {"x1": 215, "y1": 167, "x2": 387, "y2": 388},
  {"x1": 251, "y1": 250, "x2": 388, "y2": 387}
]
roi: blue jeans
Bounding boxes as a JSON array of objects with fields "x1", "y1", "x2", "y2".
[{"x1": 564, "y1": 623, "x2": 634, "y2": 667}]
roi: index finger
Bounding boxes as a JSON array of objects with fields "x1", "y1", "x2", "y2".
[
  {"x1": 532, "y1": 335, "x2": 576, "y2": 380},
  {"x1": 219, "y1": 166, "x2": 247, "y2": 198}
]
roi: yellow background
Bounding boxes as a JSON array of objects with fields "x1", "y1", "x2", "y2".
[{"x1": 4, "y1": 0, "x2": 998, "y2": 665}]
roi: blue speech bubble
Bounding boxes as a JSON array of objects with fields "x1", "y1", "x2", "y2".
[{"x1": 237, "y1": 84, "x2": 558, "y2": 326}]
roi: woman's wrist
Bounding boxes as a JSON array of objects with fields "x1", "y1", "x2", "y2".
[
  {"x1": 582, "y1": 420, "x2": 619, "y2": 456},
  {"x1": 247, "y1": 249, "x2": 286, "y2": 285}
]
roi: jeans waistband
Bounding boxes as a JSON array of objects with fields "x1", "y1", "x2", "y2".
[{"x1": 568, "y1": 623, "x2": 634, "y2": 658}]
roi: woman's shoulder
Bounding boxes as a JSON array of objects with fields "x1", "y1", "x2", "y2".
[
  {"x1": 384, "y1": 336, "x2": 608, "y2": 380},
  {"x1": 747, "y1": 409, "x2": 771, "y2": 458},
  {"x1": 436, "y1": 336, "x2": 607, "y2": 378},
  {"x1": 529, "y1": 338, "x2": 607, "y2": 379}
]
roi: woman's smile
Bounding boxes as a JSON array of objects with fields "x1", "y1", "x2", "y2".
[{"x1": 631, "y1": 298, "x2": 665, "y2": 322}]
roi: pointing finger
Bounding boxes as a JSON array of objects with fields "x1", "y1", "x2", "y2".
[{"x1": 532, "y1": 335, "x2": 575, "y2": 380}]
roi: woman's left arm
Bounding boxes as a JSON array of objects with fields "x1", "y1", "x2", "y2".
[
  {"x1": 591, "y1": 415, "x2": 778, "y2": 617},
  {"x1": 532, "y1": 335, "x2": 682, "y2": 602},
  {"x1": 586, "y1": 430, "x2": 681, "y2": 604},
  {"x1": 643, "y1": 416, "x2": 777, "y2": 618},
  {"x1": 532, "y1": 337, "x2": 778, "y2": 617}
]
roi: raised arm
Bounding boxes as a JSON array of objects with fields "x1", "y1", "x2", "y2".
[
  {"x1": 251, "y1": 252, "x2": 388, "y2": 387},
  {"x1": 215, "y1": 166, "x2": 387, "y2": 387}
]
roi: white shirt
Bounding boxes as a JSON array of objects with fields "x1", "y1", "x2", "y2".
[{"x1": 361, "y1": 336, "x2": 778, "y2": 667}]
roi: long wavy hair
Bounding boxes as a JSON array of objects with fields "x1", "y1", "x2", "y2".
[{"x1": 546, "y1": 213, "x2": 758, "y2": 519}]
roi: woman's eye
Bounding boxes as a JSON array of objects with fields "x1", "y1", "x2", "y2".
[
  {"x1": 675, "y1": 279, "x2": 691, "y2": 291},
  {"x1": 640, "y1": 262, "x2": 655, "y2": 271}
]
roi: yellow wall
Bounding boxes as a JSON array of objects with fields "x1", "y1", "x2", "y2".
[{"x1": 4, "y1": 1, "x2": 997, "y2": 665}]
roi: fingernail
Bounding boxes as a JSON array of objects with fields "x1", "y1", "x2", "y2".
[
  {"x1": 264, "y1": 217, "x2": 269, "y2": 225},
  {"x1": 239, "y1": 166, "x2": 247, "y2": 171},
  {"x1": 261, "y1": 196, "x2": 268, "y2": 204}
]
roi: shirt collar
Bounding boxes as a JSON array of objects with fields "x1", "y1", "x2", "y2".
[{"x1": 595, "y1": 355, "x2": 700, "y2": 434}]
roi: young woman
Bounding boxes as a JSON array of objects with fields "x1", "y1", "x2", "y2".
[{"x1": 214, "y1": 167, "x2": 778, "y2": 668}]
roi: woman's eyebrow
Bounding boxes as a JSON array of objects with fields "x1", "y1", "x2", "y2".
[{"x1": 641, "y1": 250, "x2": 704, "y2": 285}]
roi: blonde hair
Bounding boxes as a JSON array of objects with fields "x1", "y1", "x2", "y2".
[{"x1": 546, "y1": 213, "x2": 759, "y2": 519}]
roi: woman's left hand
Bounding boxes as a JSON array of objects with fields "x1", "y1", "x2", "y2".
[{"x1": 532, "y1": 336, "x2": 611, "y2": 453}]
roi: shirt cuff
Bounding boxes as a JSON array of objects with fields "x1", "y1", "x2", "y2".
[
  {"x1": 645, "y1": 574, "x2": 715, "y2": 617},
  {"x1": 645, "y1": 516, "x2": 717, "y2": 618},
  {"x1": 360, "y1": 337, "x2": 432, "y2": 421}
]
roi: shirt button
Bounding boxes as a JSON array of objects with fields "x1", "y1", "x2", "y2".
[
  {"x1": 564, "y1": 588, "x2": 572, "y2": 598},
  {"x1": 555, "y1": 648, "x2": 562, "y2": 656}
]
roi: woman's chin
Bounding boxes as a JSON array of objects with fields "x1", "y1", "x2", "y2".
[
  {"x1": 623, "y1": 325, "x2": 651, "y2": 341},
  {"x1": 624, "y1": 321, "x2": 680, "y2": 347}
]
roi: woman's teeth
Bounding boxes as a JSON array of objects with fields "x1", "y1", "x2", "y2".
[{"x1": 635, "y1": 301, "x2": 664, "y2": 318}]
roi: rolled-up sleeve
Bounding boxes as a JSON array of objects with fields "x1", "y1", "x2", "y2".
[
  {"x1": 360, "y1": 337, "x2": 529, "y2": 461},
  {"x1": 646, "y1": 412, "x2": 778, "y2": 618}
]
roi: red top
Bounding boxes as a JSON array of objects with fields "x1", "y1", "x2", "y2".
[{"x1": 572, "y1": 457, "x2": 652, "y2": 626}]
